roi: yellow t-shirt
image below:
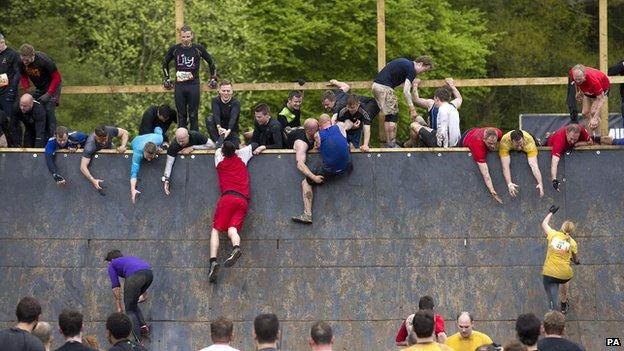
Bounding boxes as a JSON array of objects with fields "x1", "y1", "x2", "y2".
[
  {"x1": 403, "y1": 342, "x2": 455, "y2": 351},
  {"x1": 499, "y1": 130, "x2": 538, "y2": 158},
  {"x1": 542, "y1": 228, "x2": 577, "y2": 280},
  {"x1": 445, "y1": 331, "x2": 493, "y2": 351}
]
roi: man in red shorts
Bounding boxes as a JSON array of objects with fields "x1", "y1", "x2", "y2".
[
  {"x1": 546, "y1": 124, "x2": 592, "y2": 191},
  {"x1": 208, "y1": 140, "x2": 262, "y2": 283},
  {"x1": 460, "y1": 127, "x2": 503, "y2": 203},
  {"x1": 569, "y1": 64, "x2": 610, "y2": 131}
]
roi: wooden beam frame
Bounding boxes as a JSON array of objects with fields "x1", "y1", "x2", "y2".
[{"x1": 599, "y1": 0, "x2": 609, "y2": 136}]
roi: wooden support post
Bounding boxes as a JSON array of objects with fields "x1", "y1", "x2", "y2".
[
  {"x1": 376, "y1": 0, "x2": 387, "y2": 143},
  {"x1": 599, "y1": 0, "x2": 609, "y2": 136},
  {"x1": 175, "y1": 0, "x2": 185, "y2": 43}
]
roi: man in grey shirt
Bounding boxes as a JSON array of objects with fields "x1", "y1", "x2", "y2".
[{"x1": 80, "y1": 125, "x2": 129, "y2": 191}]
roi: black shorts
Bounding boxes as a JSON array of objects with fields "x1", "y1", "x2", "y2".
[
  {"x1": 305, "y1": 161, "x2": 353, "y2": 186},
  {"x1": 543, "y1": 275, "x2": 570, "y2": 285},
  {"x1": 384, "y1": 114, "x2": 399, "y2": 123},
  {"x1": 586, "y1": 88, "x2": 610, "y2": 99},
  {"x1": 418, "y1": 128, "x2": 437, "y2": 147}
]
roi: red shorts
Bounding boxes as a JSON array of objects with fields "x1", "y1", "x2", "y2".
[{"x1": 213, "y1": 194, "x2": 248, "y2": 232}]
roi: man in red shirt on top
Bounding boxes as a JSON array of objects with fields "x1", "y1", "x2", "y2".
[
  {"x1": 208, "y1": 141, "x2": 264, "y2": 283},
  {"x1": 395, "y1": 295, "x2": 447, "y2": 346},
  {"x1": 460, "y1": 127, "x2": 504, "y2": 203},
  {"x1": 19, "y1": 44, "x2": 62, "y2": 140},
  {"x1": 546, "y1": 124, "x2": 592, "y2": 191},
  {"x1": 569, "y1": 64, "x2": 610, "y2": 131}
]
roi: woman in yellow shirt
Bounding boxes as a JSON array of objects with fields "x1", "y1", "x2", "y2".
[{"x1": 541, "y1": 205, "x2": 580, "y2": 314}]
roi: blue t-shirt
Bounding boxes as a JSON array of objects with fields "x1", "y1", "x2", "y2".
[
  {"x1": 130, "y1": 127, "x2": 163, "y2": 179},
  {"x1": 320, "y1": 125, "x2": 350, "y2": 173},
  {"x1": 44, "y1": 131, "x2": 88, "y2": 174},
  {"x1": 374, "y1": 58, "x2": 416, "y2": 88}
]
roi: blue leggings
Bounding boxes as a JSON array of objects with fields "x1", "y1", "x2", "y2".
[{"x1": 543, "y1": 275, "x2": 570, "y2": 310}]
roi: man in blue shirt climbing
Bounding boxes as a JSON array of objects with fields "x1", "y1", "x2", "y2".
[
  {"x1": 44, "y1": 126, "x2": 87, "y2": 185},
  {"x1": 130, "y1": 127, "x2": 163, "y2": 203}
]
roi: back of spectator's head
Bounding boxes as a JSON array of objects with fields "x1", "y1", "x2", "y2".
[
  {"x1": 503, "y1": 340, "x2": 528, "y2": 351},
  {"x1": 222, "y1": 141, "x2": 236, "y2": 157},
  {"x1": 253, "y1": 313, "x2": 279, "y2": 344},
  {"x1": 105, "y1": 249, "x2": 123, "y2": 262},
  {"x1": 58, "y1": 308, "x2": 83, "y2": 337},
  {"x1": 543, "y1": 311, "x2": 565, "y2": 335},
  {"x1": 157, "y1": 104, "x2": 176, "y2": 121},
  {"x1": 210, "y1": 316, "x2": 233, "y2": 343},
  {"x1": 433, "y1": 88, "x2": 451, "y2": 102},
  {"x1": 515, "y1": 313, "x2": 540, "y2": 346},
  {"x1": 105, "y1": 312, "x2": 132, "y2": 340},
  {"x1": 412, "y1": 310, "x2": 435, "y2": 338},
  {"x1": 475, "y1": 344, "x2": 499, "y2": 351},
  {"x1": 310, "y1": 321, "x2": 332, "y2": 345},
  {"x1": 16, "y1": 296, "x2": 41, "y2": 324},
  {"x1": 55, "y1": 126, "x2": 69, "y2": 138},
  {"x1": 32, "y1": 321, "x2": 53, "y2": 346},
  {"x1": 510, "y1": 130, "x2": 524, "y2": 142},
  {"x1": 418, "y1": 295, "x2": 435, "y2": 310}
]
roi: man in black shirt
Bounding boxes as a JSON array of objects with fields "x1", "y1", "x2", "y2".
[
  {"x1": 277, "y1": 90, "x2": 303, "y2": 129},
  {"x1": 19, "y1": 44, "x2": 62, "y2": 140},
  {"x1": 322, "y1": 79, "x2": 350, "y2": 115},
  {"x1": 138, "y1": 104, "x2": 177, "y2": 145},
  {"x1": 250, "y1": 103, "x2": 283, "y2": 153},
  {"x1": 0, "y1": 33, "x2": 21, "y2": 146},
  {"x1": 335, "y1": 94, "x2": 372, "y2": 150},
  {"x1": 0, "y1": 296, "x2": 45, "y2": 351},
  {"x1": 162, "y1": 127, "x2": 215, "y2": 195},
  {"x1": 11, "y1": 93, "x2": 47, "y2": 147},
  {"x1": 537, "y1": 311, "x2": 584, "y2": 351},
  {"x1": 206, "y1": 79, "x2": 241, "y2": 147},
  {"x1": 55, "y1": 309, "x2": 96, "y2": 351},
  {"x1": 162, "y1": 25, "x2": 217, "y2": 132},
  {"x1": 105, "y1": 313, "x2": 147, "y2": 351}
]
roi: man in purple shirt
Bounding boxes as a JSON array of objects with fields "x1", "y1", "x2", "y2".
[{"x1": 105, "y1": 250, "x2": 153, "y2": 341}]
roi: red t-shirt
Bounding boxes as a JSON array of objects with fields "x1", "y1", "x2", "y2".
[
  {"x1": 546, "y1": 126, "x2": 590, "y2": 158},
  {"x1": 569, "y1": 67, "x2": 610, "y2": 96},
  {"x1": 395, "y1": 314, "x2": 445, "y2": 343},
  {"x1": 215, "y1": 147, "x2": 252, "y2": 198},
  {"x1": 462, "y1": 128, "x2": 503, "y2": 163}
]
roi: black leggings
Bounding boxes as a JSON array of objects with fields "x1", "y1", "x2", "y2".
[
  {"x1": 175, "y1": 83, "x2": 200, "y2": 131},
  {"x1": 543, "y1": 275, "x2": 570, "y2": 310},
  {"x1": 125, "y1": 269, "x2": 153, "y2": 337}
]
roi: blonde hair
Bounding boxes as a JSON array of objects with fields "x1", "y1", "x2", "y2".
[{"x1": 560, "y1": 220, "x2": 576, "y2": 234}]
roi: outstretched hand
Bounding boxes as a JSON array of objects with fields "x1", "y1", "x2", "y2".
[
  {"x1": 507, "y1": 183, "x2": 519, "y2": 197},
  {"x1": 491, "y1": 190, "x2": 503, "y2": 204},
  {"x1": 548, "y1": 205, "x2": 559, "y2": 214},
  {"x1": 131, "y1": 189, "x2": 141, "y2": 204}
]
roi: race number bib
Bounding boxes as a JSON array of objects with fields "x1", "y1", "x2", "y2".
[
  {"x1": 0, "y1": 73, "x2": 8, "y2": 87},
  {"x1": 176, "y1": 71, "x2": 194, "y2": 82},
  {"x1": 551, "y1": 237, "x2": 571, "y2": 253}
]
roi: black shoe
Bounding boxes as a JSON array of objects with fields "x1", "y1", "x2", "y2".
[
  {"x1": 224, "y1": 247, "x2": 242, "y2": 267},
  {"x1": 561, "y1": 301, "x2": 569, "y2": 314},
  {"x1": 208, "y1": 261, "x2": 220, "y2": 283}
]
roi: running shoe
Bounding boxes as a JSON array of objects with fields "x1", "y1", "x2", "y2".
[
  {"x1": 560, "y1": 301, "x2": 569, "y2": 314},
  {"x1": 224, "y1": 247, "x2": 242, "y2": 267},
  {"x1": 292, "y1": 213, "x2": 313, "y2": 224},
  {"x1": 208, "y1": 261, "x2": 220, "y2": 283}
]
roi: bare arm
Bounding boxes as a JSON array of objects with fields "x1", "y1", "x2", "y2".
[
  {"x1": 403, "y1": 79, "x2": 415, "y2": 108},
  {"x1": 500, "y1": 155, "x2": 513, "y2": 187},
  {"x1": 528, "y1": 156, "x2": 544, "y2": 197},
  {"x1": 294, "y1": 141, "x2": 314, "y2": 178},
  {"x1": 361, "y1": 125, "x2": 371, "y2": 151},
  {"x1": 80, "y1": 156, "x2": 102, "y2": 190},
  {"x1": 116, "y1": 128, "x2": 129, "y2": 152},
  {"x1": 590, "y1": 93, "x2": 606, "y2": 118},
  {"x1": 411, "y1": 79, "x2": 434, "y2": 110},
  {"x1": 112, "y1": 287, "x2": 123, "y2": 312},
  {"x1": 478, "y1": 162, "x2": 502, "y2": 203},
  {"x1": 542, "y1": 212, "x2": 554, "y2": 235},
  {"x1": 446, "y1": 78, "x2": 463, "y2": 109},
  {"x1": 328, "y1": 79, "x2": 350, "y2": 92},
  {"x1": 550, "y1": 155, "x2": 560, "y2": 181}
]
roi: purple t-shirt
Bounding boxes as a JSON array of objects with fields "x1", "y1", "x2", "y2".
[{"x1": 108, "y1": 256, "x2": 151, "y2": 288}]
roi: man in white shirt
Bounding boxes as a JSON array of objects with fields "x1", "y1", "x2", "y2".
[
  {"x1": 199, "y1": 317, "x2": 240, "y2": 351},
  {"x1": 409, "y1": 78, "x2": 462, "y2": 147}
]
